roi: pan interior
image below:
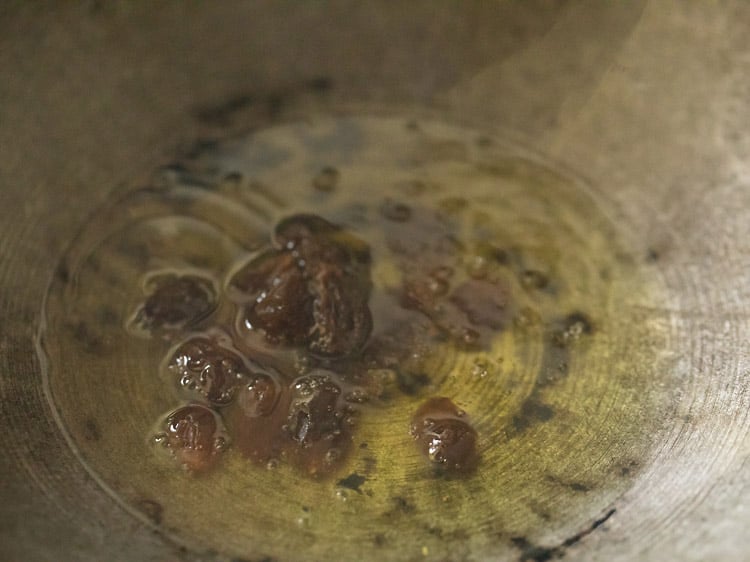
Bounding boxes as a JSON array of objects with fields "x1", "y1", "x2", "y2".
[{"x1": 39, "y1": 114, "x2": 674, "y2": 561}]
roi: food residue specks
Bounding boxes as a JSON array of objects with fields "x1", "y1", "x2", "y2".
[
  {"x1": 471, "y1": 358, "x2": 491, "y2": 378},
  {"x1": 520, "y1": 270, "x2": 549, "y2": 291},
  {"x1": 40, "y1": 115, "x2": 669, "y2": 561},
  {"x1": 380, "y1": 198, "x2": 413, "y2": 222},
  {"x1": 312, "y1": 166, "x2": 340, "y2": 192},
  {"x1": 551, "y1": 312, "x2": 593, "y2": 348}
]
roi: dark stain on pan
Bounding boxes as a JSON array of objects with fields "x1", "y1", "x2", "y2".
[
  {"x1": 185, "y1": 138, "x2": 219, "y2": 160},
  {"x1": 383, "y1": 495, "x2": 416, "y2": 519},
  {"x1": 307, "y1": 76, "x2": 334, "y2": 93},
  {"x1": 68, "y1": 320, "x2": 104, "y2": 354},
  {"x1": 536, "y1": 312, "x2": 594, "y2": 387},
  {"x1": 511, "y1": 508, "x2": 616, "y2": 562},
  {"x1": 56, "y1": 262, "x2": 70, "y2": 284},
  {"x1": 617, "y1": 458, "x2": 641, "y2": 478},
  {"x1": 192, "y1": 77, "x2": 334, "y2": 128},
  {"x1": 336, "y1": 472, "x2": 367, "y2": 494},
  {"x1": 137, "y1": 499, "x2": 163, "y2": 525},
  {"x1": 545, "y1": 474, "x2": 592, "y2": 493},
  {"x1": 510, "y1": 311, "x2": 597, "y2": 434},
  {"x1": 511, "y1": 398, "x2": 555, "y2": 433},
  {"x1": 395, "y1": 369, "x2": 431, "y2": 396},
  {"x1": 82, "y1": 418, "x2": 101, "y2": 442},
  {"x1": 194, "y1": 93, "x2": 256, "y2": 125}
]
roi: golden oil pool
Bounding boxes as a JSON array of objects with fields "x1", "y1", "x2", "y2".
[{"x1": 40, "y1": 115, "x2": 675, "y2": 561}]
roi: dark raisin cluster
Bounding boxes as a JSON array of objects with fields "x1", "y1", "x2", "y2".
[{"x1": 133, "y1": 212, "x2": 488, "y2": 477}]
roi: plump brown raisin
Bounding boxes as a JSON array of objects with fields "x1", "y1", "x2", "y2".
[
  {"x1": 285, "y1": 372, "x2": 356, "y2": 475},
  {"x1": 306, "y1": 262, "x2": 373, "y2": 357},
  {"x1": 229, "y1": 214, "x2": 373, "y2": 357},
  {"x1": 131, "y1": 273, "x2": 216, "y2": 335},
  {"x1": 228, "y1": 370, "x2": 358, "y2": 476},
  {"x1": 410, "y1": 397, "x2": 478, "y2": 473},
  {"x1": 167, "y1": 332, "x2": 249, "y2": 406},
  {"x1": 287, "y1": 374, "x2": 344, "y2": 443},
  {"x1": 232, "y1": 251, "x2": 312, "y2": 345},
  {"x1": 156, "y1": 404, "x2": 228, "y2": 472}
]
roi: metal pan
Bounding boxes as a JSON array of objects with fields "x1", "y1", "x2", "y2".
[{"x1": 1, "y1": 2, "x2": 749, "y2": 561}]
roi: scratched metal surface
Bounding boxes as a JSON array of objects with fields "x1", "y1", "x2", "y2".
[{"x1": 1, "y1": 2, "x2": 749, "y2": 561}]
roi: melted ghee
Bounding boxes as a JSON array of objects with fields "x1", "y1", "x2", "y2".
[{"x1": 40, "y1": 115, "x2": 674, "y2": 561}]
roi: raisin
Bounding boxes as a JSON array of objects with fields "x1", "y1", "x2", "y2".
[
  {"x1": 131, "y1": 273, "x2": 216, "y2": 335},
  {"x1": 228, "y1": 250, "x2": 297, "y2": 299},
  {"x1": 285, "y1": 372, "x2": 357, "y2": 476},
  {"x1": 167, "y1": 333, "x2": 248, "y2": 406},
  {"x1": 229, "y1": 214, "x2": 373, "y2": 357},
  {"x1": 307, "y1": 263, "x2": 372, "y2": 356},
  {"x1": 287, "y1": 374, "x2": 344, "y2": 444},
  {"x1": 233, "y1": 252, "x2": 312, "y2": 345},
  {"x1": 157, "y1": 404, "x2": 228, "y2": 472},
  {"x1": 229, "y1": 370, "x2": 358, "y2": 476},
  {"x1": 410, "y1": 397, "x2": 478, "y2": 473},
  {"x1": 274, "y1": 214, "x2": 371, "y2": 267}
]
